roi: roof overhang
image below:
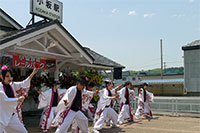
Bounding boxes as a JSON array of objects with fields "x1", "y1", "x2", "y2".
[
  {"x1": 0, "y1": 21, "x2": 94, "y2": 65},
  {"x1": 78, "y1": 63, "x2": 114, "y2": 70}
]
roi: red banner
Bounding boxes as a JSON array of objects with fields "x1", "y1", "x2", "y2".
[{"x1": 12, "y1": 54, "x2": 56, "y2": 70}]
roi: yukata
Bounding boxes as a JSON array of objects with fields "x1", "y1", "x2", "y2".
[
  {"x1": 51, "y1": 86, "x2": 89, "y2": 133},
  {"x1": 0, "y1": 77, "x2": 31, "y2": 133},
  {"x1": 38, "y1": 88, "x2": 67, "y2": 131},
  {"x1": 71, "y1": 89, "x2": 95, "y2": 133},
  {"x1": 117, "y1": 87, "x2": 135, "y2": 124},
  {"x1": 135, "y1": 88, "x2": 154, "y2": 119},
  {"x1": 93, "y1": 88, "x2": 118, "y2": 131}
]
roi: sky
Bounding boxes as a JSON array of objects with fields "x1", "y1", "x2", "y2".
[{"x1": 0, "y1": 0, "x2": 199, "y2": 71}]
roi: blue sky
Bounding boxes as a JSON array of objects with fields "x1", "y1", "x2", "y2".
[{"x1": 0, "y1": 0, "x2": 199, "y2": 70}]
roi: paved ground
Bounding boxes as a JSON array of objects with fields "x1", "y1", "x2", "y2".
[{"x1": 24, "y1": 113, "x2": 200, "y2": 133}]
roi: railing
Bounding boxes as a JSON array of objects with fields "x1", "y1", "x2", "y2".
[{"x1": 129, "y1": 97, "x2": 200, "y2": 115}]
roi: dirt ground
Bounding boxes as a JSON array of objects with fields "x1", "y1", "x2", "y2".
[{"x1": 24, "y1": 113, "x2": 200, "y2": 133}]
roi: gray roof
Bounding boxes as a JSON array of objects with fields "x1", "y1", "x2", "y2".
[
  {"x1": 0, "y1": 8, "x2": 23, "y2": 30},
  {"x1": 84, "y1": 47, "x2": 125, "y2": 68},
  {"x1": 0, "y1": 20, "x2": 94, "y2": 62},
  {"x1": 0, "y1": 20, "x2": 55, "y2": 44},
  {"x1": 141, "y1": 78, "x2": 184, "y2": 84},
  {"x1": 0, "y1": 19, "x2": 125, "y2": 69},
  {"x1": 182, "y1": 40, "x2": 200, "y2": 51}
]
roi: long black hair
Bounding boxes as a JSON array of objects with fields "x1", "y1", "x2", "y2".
[
  {"x1": 142, "y1": 83, "x2": 148, "y2": 102},
  {"x1": 77, "y1": 75, "x2": 88, "y2": 86},
  {"x1": 124, "y1": 81, "x2": 132, "y2": 87},
  {"x1": 87, "y1": 82, "x2": 96, "y2": 88}
]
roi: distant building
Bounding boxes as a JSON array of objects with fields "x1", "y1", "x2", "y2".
[
  {"x1": 112, "y1": 72, "x2": 185, "y2": 96},
  {"x1": 141, "y1": 78, "x2": 184, "y2": 96},
  {"x1": 182, "y1": 40, "x2": 200, "y2": 95}
]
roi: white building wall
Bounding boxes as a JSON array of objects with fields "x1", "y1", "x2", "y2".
[{"x1": 184, "y1": 49, "x2": 200, "y2": 92}]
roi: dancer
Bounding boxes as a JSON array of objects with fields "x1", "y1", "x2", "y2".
[
  {"x1": 38, "y1": 80, "x2": 67, "y2": 132},
  {"x1": 71, "y1": 82, "x2": 98, "y2": 133},
  {"x1": 93, "y1": 80, "x2": 120, "y2": 133},
  {"x1": 51, "y1": 75, "x2": 89, "y2": 133},
  {"x1": 117, "y1": 81, "x2": 136, "y2": 124},
  {"x1": 0, "y1": 65, "x2": 38, "y2": 133},
  {"x1": 135, "y1": 83, "x2": 154, "y2": 119}
]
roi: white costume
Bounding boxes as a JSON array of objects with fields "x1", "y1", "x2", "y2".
[
  {"x1": 117, "y1": 87, "x2": 135, "y2": 124},
  {"x1": 71, "y1": 89, "x2": 95, "y2": 133},
  {"x1": 15, "y1": 88, "x2": 30, "y2": 124},
  {"x1": 0, "y1": 77, "x2": 31, "y2": 133},
  {"x1": 93, "y1": 88, "x2": 118, "y2": 131},
  {"x1": 51, "y1": 86, "x2": 89, "y2": 133},
  {"x1": 38, "y1": 88, "x2": 67, "y2": 130},
  {"x1": 135, "y1": 88, "x2": 154, "y2": 119}
]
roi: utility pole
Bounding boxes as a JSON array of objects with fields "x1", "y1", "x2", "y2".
[
  {"x1": 164, "y1": 62, "x2": 166, "y2": 74},
  {"x1": 160, "y1": 39, "x2": 163, "y2": 79}
]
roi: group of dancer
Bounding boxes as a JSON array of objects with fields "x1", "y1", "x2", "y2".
[{"x1": 0, "y1": 65, "x2": 154, "y2": 133}]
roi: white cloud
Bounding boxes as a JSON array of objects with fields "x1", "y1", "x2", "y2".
[
  {"x1": 172, "y1": 14, "x2": 185, "y2": 18},
  {"x1": 128, "y1": 10, "x2": 136, "y2": 15},
  {"x1": 189, "y1": 0, "x2": 194, "y2": 3},
  {"x1": 112, "y1": 8, "x2": 119, "y2": 14},
  {"x1": 143, "y1": 13, "x2": 155, "y2": 18}
]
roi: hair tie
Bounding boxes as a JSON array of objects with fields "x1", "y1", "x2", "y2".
[{"x1": 1, "y1": 65, "x2": 8, "y2": 71}]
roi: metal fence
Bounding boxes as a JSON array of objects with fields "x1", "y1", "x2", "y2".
[{"x1": 130, "y1": 97, "x2": 200, "y2": 115}]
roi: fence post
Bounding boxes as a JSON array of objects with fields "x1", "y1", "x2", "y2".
[
  {"x1": 134, "y1": 98, "x2": 137, "y2": 113},
  {"x1": 172, "y1": 98, "x2": 174, "y2": 115},
  {"x1": 175, "y1": 98, "x2": 178, "y2": 116}
]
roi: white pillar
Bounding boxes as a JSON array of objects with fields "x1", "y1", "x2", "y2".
[
  {"x1": 54, "y1": 60, "x2": 59, "y2": 80},
  {"x1": 111, "y1": 69, "x2": 114, "y2": 81}
]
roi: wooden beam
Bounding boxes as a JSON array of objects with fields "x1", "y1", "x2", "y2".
[
  {"x1": 0, "y1": 25, "x2": 57, "y2": 50},
  {"x1": 46, "y1": 33, "x2": 71, "y2": 56},
  {"x1": 34, "y1": 40, "x2": 46, "y2": 49},
  {"x1": 9, "y1": 46, "x2": 72, "y2": 59},
  {"x1": 78, "y1": 63, "x2": 113, "y2": 70},
  {"x1": 21, "y1": 34, "x2": 45, "y2": 46}
]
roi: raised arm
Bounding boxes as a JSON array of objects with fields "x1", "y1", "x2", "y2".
[
  {"x1": 29, "y1": 67, "x2": 39, "y2": 80},
  {"x1": 112, "y1": 84, "x2": 123, "y2": 95},
  {"x1": 13, "y1": 68, "x2": 38, "y2": 91}
]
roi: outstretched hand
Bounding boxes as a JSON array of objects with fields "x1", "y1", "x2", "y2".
[
  {"x1": 29, "y1": 67, "x2": 39, "y2": 80},
  {"x1": 111, "y1": 95, "x2": 119, "y2": 100},
  {"x1": 38, "y1": 90, "x2": 42, "y2": 95},
  {"x1": 64, "y1": 100, "x2": 68, "y2": 106},
  {"x1": 33, "y1": 67, "x2": 39, "y2": 75},
  {"x1": 95, "y1": 89, "x2": 99, "y2": 94},
  {"x1": 117, "y1": 84, "x2": 123, "y2": 88},
  {"x1": 18, "y1": 96, "x2": 25, "y2": 102}
]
